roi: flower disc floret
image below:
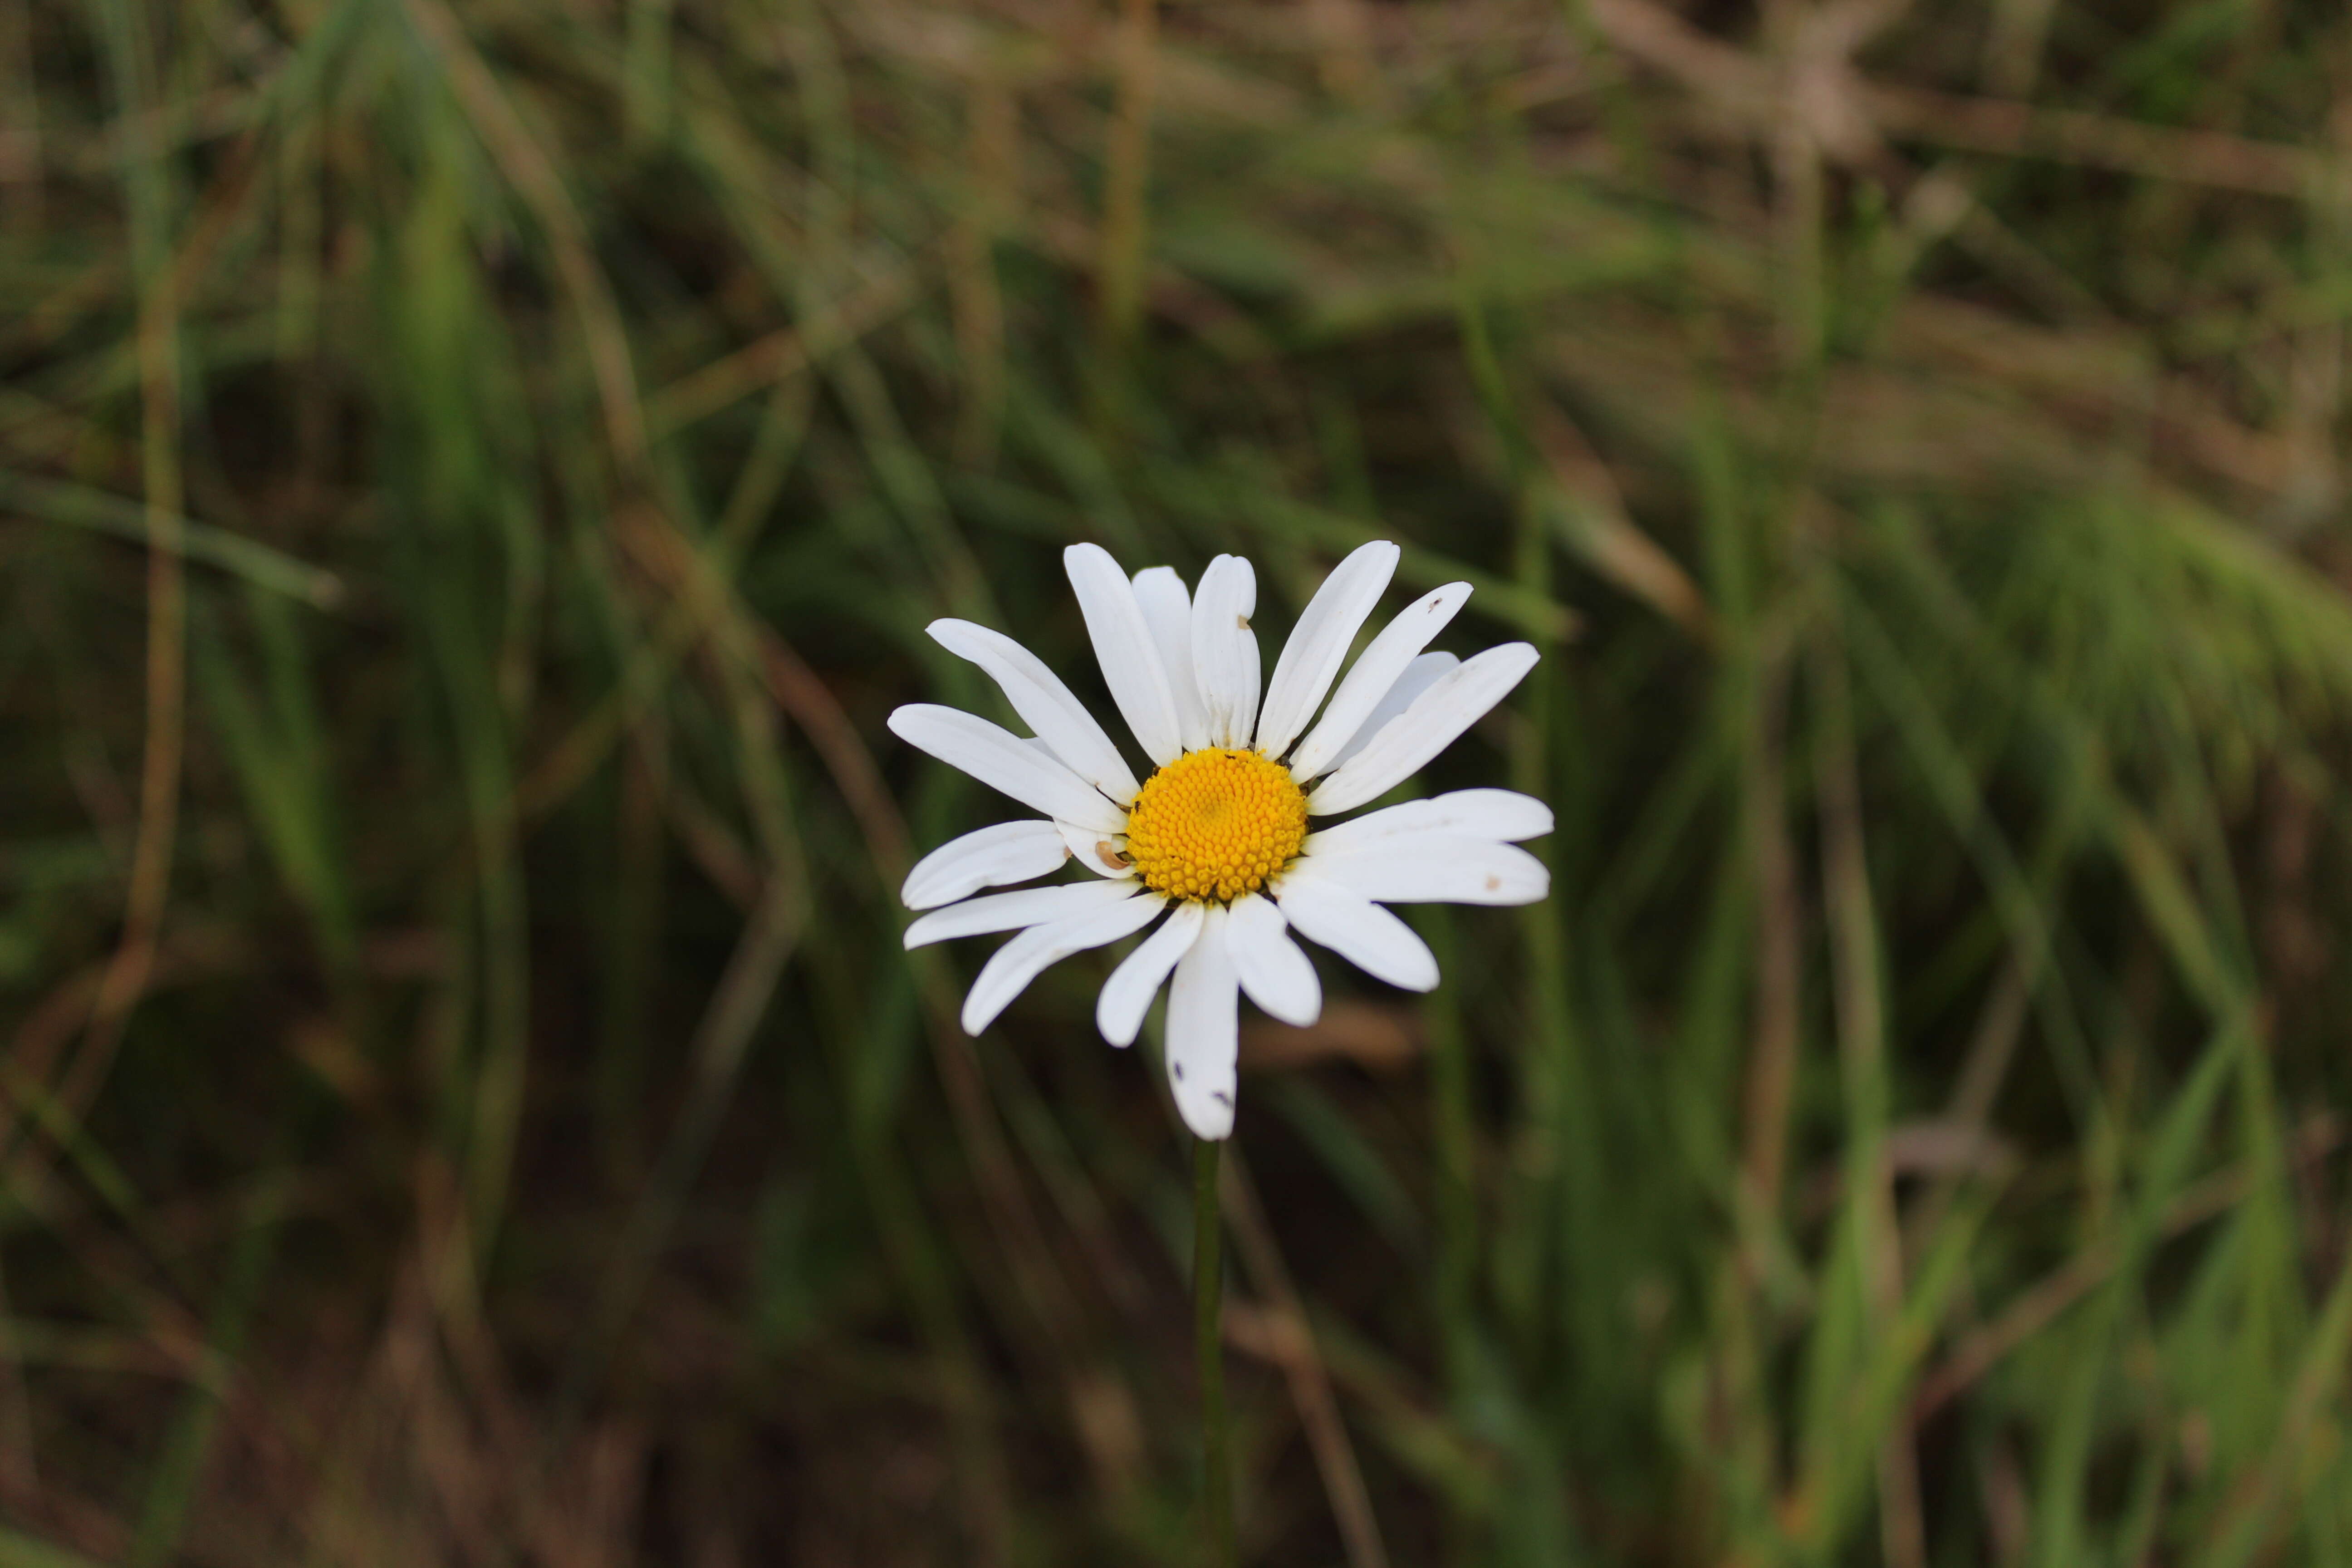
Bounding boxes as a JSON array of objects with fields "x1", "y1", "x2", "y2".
[{"x1": 1124, "y1": 748, "x2": 1308, "y2": 902}]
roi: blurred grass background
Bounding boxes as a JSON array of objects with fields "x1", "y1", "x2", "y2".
[{"x1": 6, "y1": 0, "x2": 2352, "y2": 1562}]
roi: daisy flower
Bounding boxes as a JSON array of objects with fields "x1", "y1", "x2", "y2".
[{"x1": 889, "y1": 540, "x2": 1551, "y2": 1141}]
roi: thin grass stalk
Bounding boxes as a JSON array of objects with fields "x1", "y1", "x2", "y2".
[
  {"x1": 951, "y1": 70, "x2": 1014, "y2": 470},
  {"x1": 1509, "y1": 490, "x2": 1604, "y2": 1437},
  {"x1": 1411, "y1": 904, "x2": 1481, "y2": 1563},
  {"x1": 74, "y1": 0, "x2": 186, "y2": 1142},
  {"x1": 1811, "y1": 627, "x2": 1924, "y2": 1568},
  {"x1": 1221, "y1": 1152, "x2": 1389, "y2": 1568},
  {"x1": 1099, "y1": 0, "x2": 1157, "y2": 342},
  {"x1": 1423, "y1": 911, "x2": 1477, "y2": 1381},
  {"x1": 1094, "y1": 0, "x2": 1158, "y2": 431},
  {"x1": 1196, "y1": 1136, "x2": 1235, "y2": 1568},
  {"x1": 1736, "y1": 647, "x2": 1800, "y2": 1219}
]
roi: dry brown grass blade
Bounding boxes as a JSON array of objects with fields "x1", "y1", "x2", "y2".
[
  {"x1": 644, "y1": 261, "x2": 930, "y2": 438},
  {"x1": 1583, "y1": 0, "x2": 1769, "y2": 117},
  {"x1": 59, "y1": 23, "x2": 245, "y2": 1191},
  {"x1": 412, "y1": 1157, "x2": 532, "y2": 1476},
  {"x1": 1240, "y1": 999, "x2": 1423, "y2": 1073},
  {"x1": 1296, "y1": 0, "x2": 1381, "y2": 105},
  {"x1": 1530, "y1": 402, "x2": 1712, "y2": 639},
  {"x1": 1901, "y1": 960, "x2": 2031, "y2": 1258},
  {"x1": 9, "y1": 960, "x2": 118, "y2": 1107},
  {"x1": 15, "y1": 223, "x2": 286, "y2": 1225},
  {"x1": 1588, "y1": 0, "x2": 2324, "y2": 202},
  {"x1": 1863, "y1": 84, "x2": 2322, "y2": 198}
]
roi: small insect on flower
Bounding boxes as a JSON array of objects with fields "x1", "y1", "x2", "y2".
[{"x1": 890, "y1": 541, "x2": 1550, "y2": 1141}]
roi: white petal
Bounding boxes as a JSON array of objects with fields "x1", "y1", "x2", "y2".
[
  {"x1": 890, "y1": 705, "x2": 1127, "y2": 833},
  {"x1": 1225, "y1": 892, "x2": 1321, "y2": 1027},
  {"x1": 1327, "y1": 652, "x2": 1456, "y2": 774},
  {"x1": 1287, "y1": 582, "x2": 1471, "y2": 781},
  {"x1": 961, "y1": 892, "x2": 1167, "y2": 1034},
  {"x1": 928, "y1": 619, "x2": 1142, "y2": 803},
  {"x1": 1065, "y1": 544, "x2": 1184, "y2": 765},
  {"x1": 1303, "y1": 789, "x2": 1554, "y2": 857},
  {"x1": 904, "y1": 877, "x2": 1141, "y2": 949},
  {"x1": 1166, "y1": 902, "x2": 1240, "y2": 1140},
  {"x1": 1273, "y1": 873, "x2": 1441, "y2": 991},
  {"x1": 1096, "y1": 898, "x2": 1206, "y2": 1046},
  {"x1": 1303, "y1": 837, "x2": 1549, "y2": 906},
  {"x1": 1058, "y1": 819, "x2": 1136, "y2": 879},
  {"x1": 1255, "y1": 540, "x2": 1400, "y2": 760},
  {"x1": 1132, "y1": 568, "x2": 1212, "y2": 753},
  {"x1": 1306, "y1": 643, "x2": 1539, "y2": 816},
  {"x1": 1189, "y1": 555, "x2": 1262, "y2": 750},
  {"x1": 902, "y1": 820, "x2": 1070, "y2": 910}
]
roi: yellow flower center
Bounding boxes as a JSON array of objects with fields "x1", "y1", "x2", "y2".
[{"x1": 1124, "y1": 748, "x2": 1308, "y2": 903}]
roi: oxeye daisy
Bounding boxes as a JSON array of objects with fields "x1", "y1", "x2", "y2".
[{"x1": 889, "y1": 539, "x2": 1550, "y2": 1142}]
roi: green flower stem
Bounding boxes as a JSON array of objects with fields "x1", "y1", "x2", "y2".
[{"x1": 1194, "y1": 1134, "x2": 1235, "y2": 1567}]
